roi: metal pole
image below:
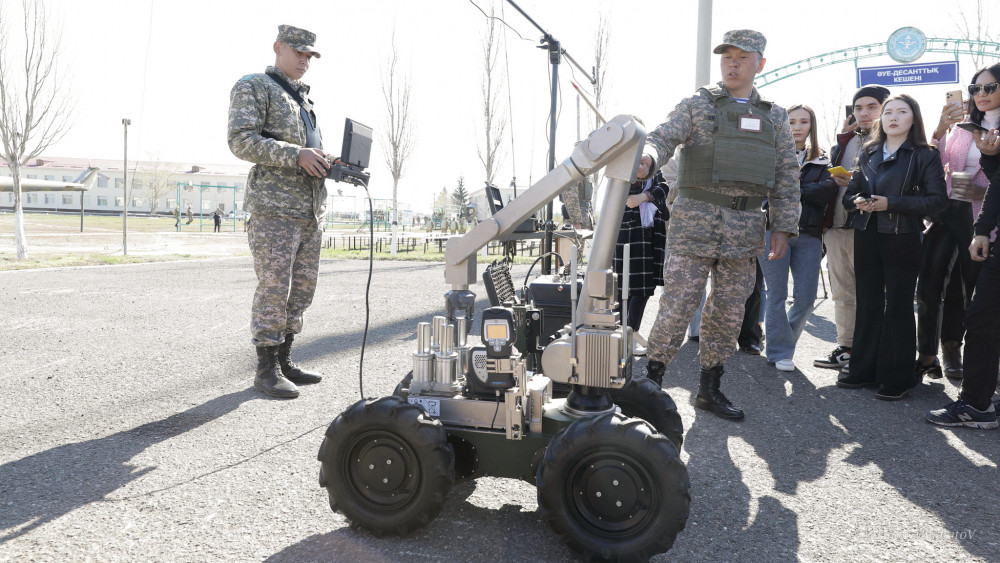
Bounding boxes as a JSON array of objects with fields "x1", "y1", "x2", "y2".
[
  {"x1": 176, "y1": 183, "x2": 181, "y2": 232},
  {"x1": 543, "y1": 40, "x2": 559, "y2": 275},
  {"x1": 122, "y1": 118, "x2": 130, "y2": 255},
  {"x1": 79, "y1": 191, "x2": 84, "y2": 232},
  {"x1": 695, "y1": 0, "x2": 713, "y2": 89}
]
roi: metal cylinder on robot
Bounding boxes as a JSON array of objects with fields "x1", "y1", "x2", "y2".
[
  {"x1": 434, "y1": 322, "x2": 458, "y2": 386},
  {"x1": 454, "y1": 317, "x2": 470, "y2": 379},
  {"x1": 430, "y1": 316, "x2": 446, "y2": 355},
  {"x1": 412, "y1": 321, "x2": 435, "y2": 384}
]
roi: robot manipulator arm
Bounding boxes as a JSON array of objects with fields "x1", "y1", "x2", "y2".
[{"x1": 445, "y1": 114, "x2": 647, "y2": 288}]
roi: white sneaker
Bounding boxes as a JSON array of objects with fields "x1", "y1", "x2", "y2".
[
  {"x1": 632, "y1": 342, "x2": 647, "y2": 356},
  {"x1": 775, "y1": 359, "x2": 795, "y2": 372}
]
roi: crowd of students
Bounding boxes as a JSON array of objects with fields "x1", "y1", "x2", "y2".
[{"x1": 616, "y1": 73, "x2": 1000, "y2": 430}]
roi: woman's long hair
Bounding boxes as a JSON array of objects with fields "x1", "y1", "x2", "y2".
[
  {"x1": 787, "y1": 104, "x2": 820, "y2": 162},
  {"x1": 863, "y1": 93, "x2": 931, "y2": 156},
  {"x1": 969, "y1": 63, "x2": 1000, "y2": 126}
]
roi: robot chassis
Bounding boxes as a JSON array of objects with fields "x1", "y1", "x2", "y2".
[{"x1": 318, "y1": 115, "x2": 690, "y2": 561}]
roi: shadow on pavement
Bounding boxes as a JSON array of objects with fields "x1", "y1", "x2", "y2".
[
  {"x1": 0, "y1": 388, "x2": 257, "y2": 542},
  {"x1": 268, "y1": 480, "x2": 577, "y2": 563},
  {"x1": 660, "y1": 337, "x2": 998, "y2": 561}
]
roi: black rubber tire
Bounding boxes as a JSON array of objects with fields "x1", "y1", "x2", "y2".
[
  {"x1": 610, "y1": 377, "x2": 685, "y2": 450},
  {"x1": 318, "y1": 396, "x2": 455, "y2": 536},
  {"x1": 536, "y1": 412, "x2": 689, "y2": 561}
]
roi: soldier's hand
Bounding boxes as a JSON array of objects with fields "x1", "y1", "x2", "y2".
[
  {"x1": 767, "y1": 231, "x2": 789, "y2": 261},
  {"x1": 298, "y1": 148, "x2": 331, "y2": 178},
  {"x1": 970, "y1": 235, "x2": 990, "y2": 262}
]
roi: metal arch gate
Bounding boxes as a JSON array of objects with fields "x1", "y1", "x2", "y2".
[{"x1": 754, "y1": 38, "x2": 1000, "y2": 88}]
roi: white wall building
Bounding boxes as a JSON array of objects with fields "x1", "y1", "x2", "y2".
[{"x1": 0, "y1": 156, "x2": 250, "y2": 215}]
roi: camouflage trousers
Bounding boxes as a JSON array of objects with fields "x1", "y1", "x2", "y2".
[
  {"x1": 647, "y1": 253, "x2": 756, "y2": 369},
  {"x1": 248, "y1": 215, "x2": 323, "y2": 347},
  {"x1": 561, "y1": 180, "x2": 594, "y2": 229}
]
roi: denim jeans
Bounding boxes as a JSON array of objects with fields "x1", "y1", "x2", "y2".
[
  {"x1": 759, "y1": 231, "x2": 823, "y2": 363},
  {"x1": 688, "y1": 281, "x2": 707, "y2": 338}
]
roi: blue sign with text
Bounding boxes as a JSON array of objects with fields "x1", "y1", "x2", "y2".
[{"x1": 857, "y1": 61, "x2": 959, "y2": 87}]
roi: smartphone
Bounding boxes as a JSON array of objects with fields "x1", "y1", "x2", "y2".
[
  {"x1": 946, "y1": 90, "x2": 964, "y2": 104},
  {"x1": 956, "y1": 122, "x2": 989, "y2": 133},
  {"x1": 845, "y1": 104, "x2": 853, "y2": 120},
  {"x1": 827, "y1": 165, "x2": 849, "y2": 176}
]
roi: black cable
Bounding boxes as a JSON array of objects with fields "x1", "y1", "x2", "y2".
[
  {"x1": 491, "y1": 390, "x2": 502, "y2": 428},
  {"x1": 467, "y1": 0, "x2": 535, "y2": 42},
  {"x1": 522, "y1": 251, "x2": 565, "y2": 290},
  {"x1": 356, "y1": 180, "x2": 374, "y2": 400}
]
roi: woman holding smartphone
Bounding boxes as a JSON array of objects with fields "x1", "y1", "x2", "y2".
[
  {"x1": 918, "y1": 64, "x2": 1000, "y2": 380},
  {"x1": 838, "y1": 94, "x2": 948, "y2": 400},
  {"x1": 759, "y1": 105, "x2": 837, "y2": 371}
]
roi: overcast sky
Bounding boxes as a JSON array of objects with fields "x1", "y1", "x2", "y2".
[{"x1": 16, "y1": 0, "x2": 996, "y2": 212}]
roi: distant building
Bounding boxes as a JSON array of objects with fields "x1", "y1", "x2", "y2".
[{"x1": 0, "y1": 156, "x2": 250, "y2": 215}]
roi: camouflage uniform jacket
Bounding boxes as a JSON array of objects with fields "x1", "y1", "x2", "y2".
[
  {"x1": 646, "y1": 82, "x2": 800, "y2": 259},
  {"x1": 228, "y1": 66, "x2": 327, "y2": 220}
]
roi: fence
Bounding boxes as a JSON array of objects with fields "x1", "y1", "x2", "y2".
[{"x1": 324, "y1": 235, "x2": 542, "y2": 257}]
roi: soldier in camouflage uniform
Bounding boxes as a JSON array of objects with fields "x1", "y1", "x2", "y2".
[
  {"x1": 643, "y1": 30, "x2": 801, "y2": 421},
  {"x1": 560, "y1": 179, "x2": 595, "y2": 230},
  {"x1": 228, "y1": 25, "x2": 330, "y2": 399}
]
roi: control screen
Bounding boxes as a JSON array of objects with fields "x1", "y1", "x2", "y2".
[{"x1": 485, "y1": 323, "x2": 508, "y2": 340}]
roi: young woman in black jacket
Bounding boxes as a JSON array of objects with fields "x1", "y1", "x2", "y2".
[
  {"x1": 838, "y1": 94, "x2": 948, "y2": 400},
  {"x1": 759, "y1": 105, "x2": 838, "y2": 372}
]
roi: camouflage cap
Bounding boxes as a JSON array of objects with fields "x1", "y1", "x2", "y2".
[
  {"x1": 276, "y1": 25, "x2": 321, "y2": 58},
  {"x1": 713, "y1": 29, "x2": 766, "y2": 55}
]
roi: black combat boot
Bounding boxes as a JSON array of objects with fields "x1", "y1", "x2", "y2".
[
  {"x1": 277, "y1": 333, "x2": 323, "y2": 384},
  {"x1": 255, "y1": 345, "x2": 300, "y2": 398},
  {"x1": 941, "y1": 341, "x2": 964, "y2": 379},
  {"x1": 645, "y1": 360, "x2": 666, "y2": 387},
  {"x1": 694, "y1": 365, "x2": 744, "y2": 421}
]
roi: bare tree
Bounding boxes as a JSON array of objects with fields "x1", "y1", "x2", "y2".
[
  {"x1": 952, "y1": 0, "x2": 994, "y2": 70},
  {"x1": 592, "y1": 14, "x2": 610, "y2": 131},
  {"x1": 820, "y1": 85, "x2": 850, "y2": 150},
  {"x1": 136, "y1": 154, "x2": 176, "y2": 214},
  {"x1": 588, "y1": 13, "x2": 611, "y2": 221},
  {"x1": 477, "y1": 2, "x2": 506, "y2": 188},
  {"x1": 380, "y1": 32, "x2": 415, "y2": 255},
  {"x1": 0, "y1": 0, "x2": 72, "y2": 259}
]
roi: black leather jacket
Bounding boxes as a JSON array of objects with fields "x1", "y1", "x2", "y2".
[
  {"x1": 978, "y1": 152, "x2": 1000, "y2": 238},
  {"x1": 843, "y1": 141, "x2": 947, "y2": 234}
]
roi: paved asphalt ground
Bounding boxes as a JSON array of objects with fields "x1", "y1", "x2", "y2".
[{"x1": 1, "y1": 257, "x2": 998, "y2": 562}]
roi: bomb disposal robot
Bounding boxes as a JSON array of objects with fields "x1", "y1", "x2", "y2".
[{"x1": 318, "y1": 115, "x2": 689, "y2": 561}]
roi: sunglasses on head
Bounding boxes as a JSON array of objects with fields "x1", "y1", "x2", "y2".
[{"x1": 968, "y1": 82, "x2": 1000, "y2": 96}]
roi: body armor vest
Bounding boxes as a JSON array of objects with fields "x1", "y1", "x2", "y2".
[{"x1": 677, "y1": 85, "x2": 777, "y2": 193}]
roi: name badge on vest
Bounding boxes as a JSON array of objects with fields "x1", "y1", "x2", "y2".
[{"x1": 739, "y1": 113, "x2": 763, "y2": 133}]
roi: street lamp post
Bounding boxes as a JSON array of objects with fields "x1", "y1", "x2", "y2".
[
  {"x1": 122, "y1": 118, "x2": 131, "y2": 255},
  {"x1": 695, "y1": 0, "x2": 713, "y2": 88}
]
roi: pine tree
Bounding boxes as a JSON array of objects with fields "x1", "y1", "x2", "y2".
[{"x1": 451, "y1": 176, "x2": 471, "y2": 220}]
